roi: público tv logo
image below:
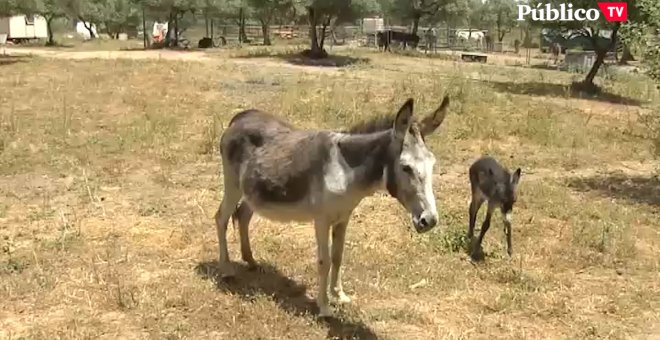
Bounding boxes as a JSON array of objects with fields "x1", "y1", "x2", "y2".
[{"x1": 517, "y1": 2, "x2": 628, "y2": 22}]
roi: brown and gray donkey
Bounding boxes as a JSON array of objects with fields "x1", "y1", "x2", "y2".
[
  {"x1": 467, "y1": 156, "x2": 522, "y2": 261},
  {"x1": 215, "y1": 96, "x2": 451, "y2": 318}
]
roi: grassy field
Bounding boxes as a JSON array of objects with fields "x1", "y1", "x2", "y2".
[{"x1": 1, "y1": 46, "x2": 659, "y2": 339}]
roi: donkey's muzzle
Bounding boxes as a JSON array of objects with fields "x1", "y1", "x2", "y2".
[{"x1": 413, "y1": 212, "x2": 437, "y2": 233}]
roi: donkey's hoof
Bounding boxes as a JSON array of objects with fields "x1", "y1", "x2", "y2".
[
  {"x1": 332, "y1": 291, "x2": 352, "y2": 304},
  {"x1": 470, "y1": 250, "x2": 485, "y2": 262},
  {"x1": 318, "y1": 306, "x2": 333, "y2": 318},
  {"x1": 218, "y1": 263, "x2": 236, "y2": 280},
  {"x1": 245, "y1": 260, "x2": 258, "y2": 271}
]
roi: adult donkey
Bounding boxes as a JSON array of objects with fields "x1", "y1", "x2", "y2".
[{"x1": 215, "y1": 96, "x2": 450, "y2": 317}]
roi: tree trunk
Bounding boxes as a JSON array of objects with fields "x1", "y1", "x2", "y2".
[
  {"x1": 583, "y1": 24, "x2": 620, "y2": 86},
  {"x1": 583, "y1": 49, "x2": 606, "y2": 86},
  {"x1": 205, "y1": 9, "x2": 209, "y2": 37},
  {"x1": 81, "y1": 19, "x2": 96, "y2": 39},
  {"x1": 306, "y1": 7, "x2": 325, "y2": 59},
  {"x1": 319, "y1": 16, "x2": 330, "y2": 50},
  {"x1": 329, "y1": 19, "x2": 339, "y2": 45},
  {"x1": 46, "y1": 16, "x2": 55, "y2": 46},
  {"x1": 238, "y1": 8, "x2": 248, "y2": 43},
  {"x1": 238, "y1": 8, "x2": 243, "y2": 43},
  {"x1": 260, "y1": 19, "x2": 271, "y2": 45},
  {"x1": 497, "y1": 21, "x2": 506, "y2": 42},
  {"x1": 619, "y1": 45, "x2": 635, "y2": 64},
  {"x1": 142, "y1": 6, "x2": 147, "y2": 49},
  {"x1": 165, "y1": 12, "x2": 173, "y2": 47},
  {"x1": 210, "y1": 19, "x2": 214, "y2": 40},
  {"x1": 104, "y1": 22, "x2": 114, "y2": 39},
  {"x1": 411, "y1": 13, "x2": 420, "y2": 37},
  {"x1": 174, "y1": 12, "x2": 179, "y2": 46}
]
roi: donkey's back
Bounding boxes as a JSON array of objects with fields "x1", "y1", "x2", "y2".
[
  {"x1": 220, "y1": 109, "x2": 298, "y2": 171},
  {"x1": 220, "y1": 109, "x2": 340, "y2": 222}
]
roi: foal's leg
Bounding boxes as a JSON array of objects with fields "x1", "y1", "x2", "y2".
[
  {"x1": 314, "y1": 218, "x2": 332, "y2": 317},
  {"x1": 235, "y1": 201, "x2": 256, "y2": 269},
  {"x1": 214, "y1": 182, "x2": 241, "y2": 278},
  {"x1": 472, "y1": 202, "x2": 495, "y2": 261},
  {"x1": 467, "y1": 192, "x2": 485, "y2": 241},
  {"x1": 502, "y1": 209, "x2": 513, "y2": 257},
  {"x1": 330, "y1": 219, "x2": 350, "y2": 304}
]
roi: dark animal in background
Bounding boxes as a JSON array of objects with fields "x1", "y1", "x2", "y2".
[
  {"x1": 550, "y1": 42, "x2": 562, "y2": 64},
  {"x1": 514, "y1": 39, "x2": 521, "y2": 54},
  {"x1": 484, "y1": 34, "x2": 493, "y2": 52},
  {"x1": 377, "y1": 30, "x2": 420, "y2": 52},
  {"x1": 467, "y1": 156, "x2": 522, "y2": 261},
  {"x1": 198, "y1": 37, "x2": 213, "y2": 49}
]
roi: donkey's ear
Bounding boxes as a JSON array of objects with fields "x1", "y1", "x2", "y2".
[
  {"x1": 393, "y1": 98, "x2": 414, "y2": 139},
  {"x1": 511, "y1": 168, "x2": 522, "y2": 186},
  {"x1": 420, "y1": 95, "x2": 450, "y2": 137}
]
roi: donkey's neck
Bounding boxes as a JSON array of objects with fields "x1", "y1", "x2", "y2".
[{"x1": 336, "y1": 130, "x2": 391, "y2": 194}]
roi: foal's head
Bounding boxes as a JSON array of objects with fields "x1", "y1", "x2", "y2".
[{"x1": 385, "y1": 96, "x2": 450, "y2": 233}]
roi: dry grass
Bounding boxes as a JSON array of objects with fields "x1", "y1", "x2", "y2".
[{"x1": 1, "y1": 46, "x2": 659, "y2": 339}]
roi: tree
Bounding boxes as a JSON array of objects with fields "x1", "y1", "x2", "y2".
[
  {"x1": 139, "y1": 0, "x2": 198, "y2": 47},
  {"x1": 199, "y1": 0, "x2": 223, "y2": 38},
  {"x1": 484, "y1": 0, "x2": 516, "y2": 42},
  {"x1": 620, "y1": 0, "x2": 660, "y2": 81},
  {"x1": 386, "y1": 0, "x2": 447, "y2": 37},
  {"x1": 248, "y1": 0, "x2": 292, "y2": 45},
  {"x1": 94, "y1": 0, "x2": 141, "y2": 39},
  {"x1": 465, "y1": 0, "x2": 485, "y2": 32},
  {"x1": 305, "y1": 0, "x2": 379, "y2": 58},
  {"x1": 36, "y1": 0, "x2": 68, "y2": 45},
  {"x1": 60, "y1": 0, "x2": 105, "y2": 39},
  {"x1": 0, "y1": 0, "x2": 18, "y2": 16},
  {"x1": 529, "y1": 0, "x2": 642, "y2": 90}
]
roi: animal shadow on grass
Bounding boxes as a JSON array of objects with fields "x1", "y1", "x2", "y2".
[
  {"x1": 195, "y1": 261, "x2": 379, "y2": 340},
  {"x1": 0, "y1": 55, "x2": 31, "y2": 67},
  {"x1": 236, "y1": 51, "x2": 369, "y2": 68},
  {"x1": 486, "y1": 80, "x2": 643, "y2": 106},
  {"x1": 567, "y1": 173, "x2": 660, "y2": 207}
]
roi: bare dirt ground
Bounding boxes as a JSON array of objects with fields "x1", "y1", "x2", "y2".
[
  {"x1": 1, "y1": 46, "x2": 659, "y2": 339},
  {"x1": 2, "y1": 46, "x2": 209, "y2": 60}
]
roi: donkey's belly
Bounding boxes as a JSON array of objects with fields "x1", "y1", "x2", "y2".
[
  {"x1": 245, "y1": 199, "x2": 316, "y2": 222},
  {"x1": 244, "y1": 194, "x2": 360, "y2": 224}
]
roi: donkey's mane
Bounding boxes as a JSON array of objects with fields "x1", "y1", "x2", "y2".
[
  {"x1": 344, "y1": 114, "x2": 396, "y2": 135},
  {"x1": 344, "y1": 113, "x2": 422, "y2": 137}
]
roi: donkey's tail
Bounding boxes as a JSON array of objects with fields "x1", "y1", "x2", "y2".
[
  {"x1": 230, "y1": 200, "x2": 242, "y2": 232},
  {"x1": 230, "y1": 200, "x2": 251, "y2": 232}
]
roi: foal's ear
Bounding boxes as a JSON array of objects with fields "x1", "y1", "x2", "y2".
[
  {"x1": 393, "y1": 98, "x2": 414, "y2": 139},
  {"x1": 420, "y1": 95, "x2": 450, "y2": 137},
  {"x1": 511, "y1": 168, "x2": 522, "y2": 186}
]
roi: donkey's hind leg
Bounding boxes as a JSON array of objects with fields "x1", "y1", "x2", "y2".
[
  {"x1": 214, "y1": 183, "x2": 242, "y2": 278},
  {"x1": 234, "y1": 201, "x2": 257, "y2": 269},
  {"x1": 471, "y1": 202, "x2": 495, "y2": 261},
  {"x1": 330, "y1": 219, "x2": 351, "y2": 304}
]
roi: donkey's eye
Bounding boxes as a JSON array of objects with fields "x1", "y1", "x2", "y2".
[{"x1": 402, "y1": 165, "x2": 414, "y2": 175}]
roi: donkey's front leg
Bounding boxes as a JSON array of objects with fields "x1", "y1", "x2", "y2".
[
  {"x1": 503, "y1": 210, "x2": 513, "y2": 257},
  {"x1": 314, "y1": 219, "x2": 332, "y2": 317},
  {"x1": 330, "y1": 220, "x2": 351, "y2": 304}
]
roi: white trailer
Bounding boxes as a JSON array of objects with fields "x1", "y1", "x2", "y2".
[{"x1": 0, "y1": 14, "x2": 48, "y2": 42}]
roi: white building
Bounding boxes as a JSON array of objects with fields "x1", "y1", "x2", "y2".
[{"x1": 0, "y1": 14, "x2": 48, "y2": 42}]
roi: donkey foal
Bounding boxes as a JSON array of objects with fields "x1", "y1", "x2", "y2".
[{"x1": 467, "y1": 156, "x2": 521, "y2": 261}]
